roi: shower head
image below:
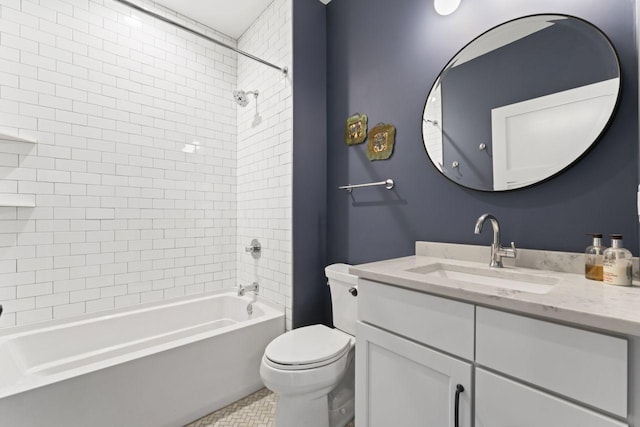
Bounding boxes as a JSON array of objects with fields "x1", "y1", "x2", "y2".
[{"x1": 233, "y1": 89, "x2": 259, "y2": 107}]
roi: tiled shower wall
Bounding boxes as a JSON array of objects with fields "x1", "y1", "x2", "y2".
[
  {"x1": 0, "y1": 0, "x2": 242, "y2": 327},
  {"x1": 236, "y1": 0, "x2": 293, "y2": 329}
]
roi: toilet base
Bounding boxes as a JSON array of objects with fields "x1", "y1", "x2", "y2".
[
  {"x1": 328, "y1": 380, "x2": 355, "y2": 427},
  {"x1": 275, "y1": 393, "x2": 330, "y2": 427},
  {"x1": 272, "y1": 353, "x2": 354, "y2": 427},
  {"x1": 274, "y1": 393, "x2": 353, "y2": 427}
]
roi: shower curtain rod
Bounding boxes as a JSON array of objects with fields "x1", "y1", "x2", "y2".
[{"x1": 113, "y1": 0, "x2": 288, "y2": 75}]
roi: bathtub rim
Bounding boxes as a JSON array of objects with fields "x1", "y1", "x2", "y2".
[
  {"x1": 0, "y1": 288, "x2": 282, "y2": 338},
  {"x1": 0, "y1": 289, "x2": 284, "y2": 400}
]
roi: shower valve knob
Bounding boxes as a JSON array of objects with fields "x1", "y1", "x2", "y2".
[{"x1": 245, "y1": 239, "x2": 261, "y2": 259}]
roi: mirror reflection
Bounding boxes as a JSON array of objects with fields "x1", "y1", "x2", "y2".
[{"x1": 422, "y1": 15, "x2": 620, "y2": 191}]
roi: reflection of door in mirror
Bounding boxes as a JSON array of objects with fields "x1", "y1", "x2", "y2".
[
  {"x1": 422, "y1": 15, "x2": 620, "y2": 192},
  {"x1": 491, "y1": 78, "x2": 619, "y2": 190}
]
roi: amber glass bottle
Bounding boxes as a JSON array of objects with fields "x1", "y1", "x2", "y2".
[{"x1": 585, "y1": 233, "x2": 605, "y2": 281}]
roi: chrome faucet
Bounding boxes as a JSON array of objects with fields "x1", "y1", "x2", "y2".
[
  {"x1": 474, "y1": 213, "x2": 517, "y2": 268},
  {"x1": 238, "y1": 282, "x2": 259, "y2": 297}
]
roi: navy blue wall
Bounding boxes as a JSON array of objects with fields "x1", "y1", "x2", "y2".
[
  {"x1": 325, "y1": 0, "x2": 638, "y2": 271},
  {"x1": 292, "y1": 0, "x2": 330, "y2": 328}
]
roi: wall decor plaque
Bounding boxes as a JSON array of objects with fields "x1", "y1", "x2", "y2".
[
  {"x1": 344, "y1": 113, "x2": 368, "y2": 145},
  {"x1": 367, "y1": 123, "x2": 395, "y2": 160}
]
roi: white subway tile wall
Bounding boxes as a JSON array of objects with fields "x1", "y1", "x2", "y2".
[
  {"x1": 236, "y1": 0, "x2": 293, "y2": 330},
  {"x1": 0, "y1": 0, "x2": 292, "y2": 328}
]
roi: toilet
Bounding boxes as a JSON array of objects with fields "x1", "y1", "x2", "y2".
[{"x1": 260, "y1": 263, "x2": 357, "y2": 427}]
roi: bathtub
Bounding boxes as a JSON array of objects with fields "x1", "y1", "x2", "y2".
[{"x1": 0, "y1": 290, "x2": 284, "y2": 427}]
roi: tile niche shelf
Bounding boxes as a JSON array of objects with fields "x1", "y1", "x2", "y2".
[
  {"x1": 0, "y1": 194, "x2": 35, "y2": 207},
  {"x1": 0, "y1": 131, "x2": 37, "y2": 144},
  {"x1": 0, "y1": 131, "x2": 37, "y2": 207}
]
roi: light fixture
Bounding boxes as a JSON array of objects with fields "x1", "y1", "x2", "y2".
[{"x1": 434, "y1": 0, "x2": 461, "y2": 16}]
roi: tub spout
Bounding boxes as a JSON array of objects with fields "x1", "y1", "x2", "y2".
[{"x1": 238, "y1": 282, "x2": 259, "y2": 297}]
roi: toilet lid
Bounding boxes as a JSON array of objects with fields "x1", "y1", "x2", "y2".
[{"x1": 264, "y1": 324, "x2": 352, "y2": 369}]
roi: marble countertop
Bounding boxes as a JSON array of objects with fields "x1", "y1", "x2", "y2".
[{"x1": 349, "y1": 242, "x2": 640, "y2": 337}]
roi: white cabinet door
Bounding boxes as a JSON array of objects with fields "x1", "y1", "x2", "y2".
[
  {"x1": 356, "y1": 322, "x2": 472, "y2": 427},
  {"x1": 475, "y1": 369, "x2": 628, "y2": 427}
]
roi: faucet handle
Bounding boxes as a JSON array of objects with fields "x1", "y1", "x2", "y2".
[
  {"x1": 245, "y1": 239, "x2": 261, "y2": 259},
  {"x1": 496, "y1": 241, "x2": 517, "y2": 259},
  {"x1": 505, "y1": 241, "x2": 517, "y2": 258}
]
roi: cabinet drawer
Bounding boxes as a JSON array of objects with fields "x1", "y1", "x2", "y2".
[
  {"x1": 476, "y1": 307, "x2": 627, "y2": 417},
  {"x1": 358, "y1": 279, "x2": 474, "y2": 360},
  {"x1": 476, "y1": 369, "x2": 628, "y2": 427}
]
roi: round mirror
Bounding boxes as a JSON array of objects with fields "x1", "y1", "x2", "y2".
[{"x1": 422, "y1": 15, "x2": 620, "y2": 191}]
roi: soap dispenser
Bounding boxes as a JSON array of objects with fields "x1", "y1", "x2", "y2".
[
  {"x1": 585, "y1": 233, "x2": 605, "y2": 281},
  {"x1": 603, "y1": 234, "x2": 633, "y2": 286}
]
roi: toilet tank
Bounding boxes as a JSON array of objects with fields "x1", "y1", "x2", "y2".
[{"x1": 325, "y1": 263, "x2": 358, "y2": 336}]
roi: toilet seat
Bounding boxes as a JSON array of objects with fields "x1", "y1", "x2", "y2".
[{"x1": 264, "y1": 325, "x2": 353, "y2": 371}]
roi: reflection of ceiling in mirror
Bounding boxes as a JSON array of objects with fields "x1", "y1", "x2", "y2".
[{"x1": 451, "y1": 16, "x2": 566, "y2": 68}]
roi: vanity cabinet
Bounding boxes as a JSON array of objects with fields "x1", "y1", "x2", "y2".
[
  {"x1": 356, "y1": 279, "x2": 630, "y2": 427},
  {"x1": 356, "y1": 279, "x2": 474, "y2": 427}
]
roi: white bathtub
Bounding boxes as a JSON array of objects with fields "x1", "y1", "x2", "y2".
[{"x1": 0, "y1": 290, "x2": 284, "y2": 427}]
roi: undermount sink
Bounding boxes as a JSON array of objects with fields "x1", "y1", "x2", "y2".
[{"x1": 406, "y1": 263, "x2": 559, "y2": 294}]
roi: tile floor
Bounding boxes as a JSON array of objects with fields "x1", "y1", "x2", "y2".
[{"x1": 186, "y1": 388, "x2": 355, "y2": 427}]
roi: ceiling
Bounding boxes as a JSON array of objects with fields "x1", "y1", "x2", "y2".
[
  {"x1": 155, "y1": 0, "x2": 331, "y2": 39},
  {"x1": 153, "y1": 0, "x2": 332, "y2": 39},
  {"x1": 153, "y1": 0, "x2": 274, "y2": 39}
]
